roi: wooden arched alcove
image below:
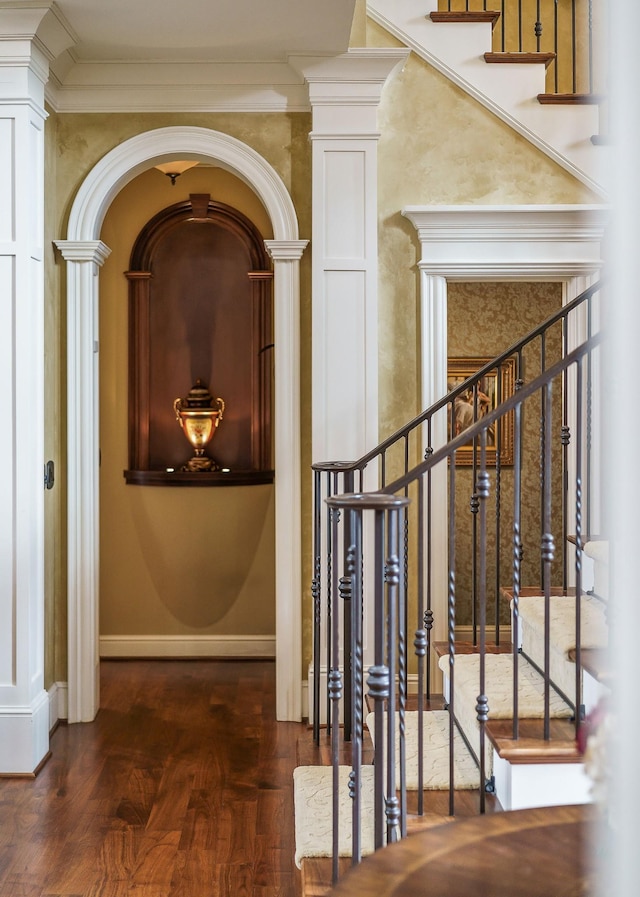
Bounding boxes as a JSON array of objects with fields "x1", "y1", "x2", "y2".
[{"x1": 124, "y1": 194, "x2": 274, "y2": 486}]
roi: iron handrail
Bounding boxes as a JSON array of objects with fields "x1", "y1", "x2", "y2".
[{"x1": 313, "y1": 279, "x2": 602, "y2": 479}]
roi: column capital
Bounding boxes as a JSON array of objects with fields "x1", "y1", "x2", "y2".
[
  {"x1": 288, "y1": 48, "x2": 409, "y2": 136},
  {"x1": 264, "y1": 239, "x2": 308, "y2": 262},
  {"x1": 54, "y1": 240, "x2": 112, "y2": 266},
  {"x1": 0, "y1": 4, "x2": 76, "y2": 60}
]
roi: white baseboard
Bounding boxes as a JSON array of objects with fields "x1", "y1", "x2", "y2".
[
  {"x1": 48, "y1": 681, "x2": 68, "y2": 728},
  {"x1": 99, "y1": 634, "x2": 276, "y2": 659}
]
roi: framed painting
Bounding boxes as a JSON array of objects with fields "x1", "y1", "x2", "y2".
[{"x1": 447, "y1": 356, "x2": 516, "y2": 466}]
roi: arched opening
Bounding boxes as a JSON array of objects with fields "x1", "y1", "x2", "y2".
[{"x1": 56, "y1": 126, "x2": 307, "y2": 723}]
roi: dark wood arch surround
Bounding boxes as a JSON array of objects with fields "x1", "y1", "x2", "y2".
[{"x1": 124, "y1": 194, "x2": 274, "y2": 486}]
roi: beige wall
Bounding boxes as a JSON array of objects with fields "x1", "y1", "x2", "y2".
[{"x1": 99, "y1": 166, "x2": 277, "y2": 640}]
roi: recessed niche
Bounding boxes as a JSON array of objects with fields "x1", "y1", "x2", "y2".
[{"x1": 124, "y1": 194, "x2": 274, "y2": 486}]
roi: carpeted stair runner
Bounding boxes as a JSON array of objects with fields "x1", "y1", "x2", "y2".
[
  {"x1": 438, "y1": 653, "x2": 573, "y2": 774},
  {"x1": 364, "y1": 710, "x2": 480, "y2": 790},
  {"x1": 293, "y1": 764, "x2": 377, "y2": 868},
  {"x1": 517, "y1": 593, "x2": 608, "y2": 701}
]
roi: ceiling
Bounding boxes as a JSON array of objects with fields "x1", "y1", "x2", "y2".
[{"x1": 11, "y1": 0, "x2": 358, "y2": 111}]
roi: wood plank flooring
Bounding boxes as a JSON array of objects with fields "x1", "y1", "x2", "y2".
[
  {"x1": 0, "y1": 660, "x2": 504, "y2": 897},
  {"x1": 0, "y1": 660, "x2": 306, "y2": 897}
]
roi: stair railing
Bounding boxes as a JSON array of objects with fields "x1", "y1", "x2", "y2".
[
  {"x1": 311, "y1": 279, "x2": 601, "y2": 745},
  {"x1": 320, "y1": 327, "x2": 602, "y2": 883},
  {"x1": 437, "y1": 0, "x2": 603, "y2": 98}
]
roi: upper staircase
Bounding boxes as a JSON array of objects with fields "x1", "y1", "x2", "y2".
[
  {"x1": 294, "y1": 279, "x2": 608, "y2": 892},
  {"x1": 368, "y1": 0, "x2": 608, "y2": 195}
]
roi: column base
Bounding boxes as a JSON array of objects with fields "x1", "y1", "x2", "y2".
[{"x1": 0, "y1": 690, "x2": 50, "y2": 774}]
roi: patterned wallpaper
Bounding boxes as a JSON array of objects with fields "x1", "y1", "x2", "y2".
[{"x1": 447, "y1": 282, "x2": 564, "y2": 627}]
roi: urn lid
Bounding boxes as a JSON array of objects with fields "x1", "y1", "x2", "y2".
[{"x1": 180, "y1": 379, "x2": 215, "y2": 408}]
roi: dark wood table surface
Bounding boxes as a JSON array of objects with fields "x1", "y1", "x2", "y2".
[{"x1": 330, "y1": 804, "x2": 598, "y2": 897}]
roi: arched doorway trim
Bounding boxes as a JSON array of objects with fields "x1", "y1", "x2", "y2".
[{"x1": 57, "y1": 127, "x2": 307, "y2": 723}]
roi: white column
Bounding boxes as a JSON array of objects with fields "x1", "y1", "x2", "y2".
[
  {"x1": 53, "y1": 241, "x2": 112, "y2": 723},
  {"x1": 291, "y1": 50, "x2": 408, "y2": 471},
  {"x1": 563, "y1": 273, "x2": 603, "y2": 586},
  {"x1": 418, "y1": 272, "x2": 449, "y2": 656},
  {"x1": 265, "y1": 239, "x2": 308, "y2": 721},
  {"x1": 0, "y1": 12, "x2": 57, "y2": 773}
]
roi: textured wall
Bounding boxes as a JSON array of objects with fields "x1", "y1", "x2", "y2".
[
  {"x1": 448, "y1": 283, "x2": 564, "y2": 626},
  {"x1": 44, "y1": 107, "x2": 67, "y2": 688},
  {"x1": 370, "y1": 20, "x2": 599, "y2": 445}
]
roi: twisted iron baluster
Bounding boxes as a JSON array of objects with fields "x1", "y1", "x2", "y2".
[
  {"x1": 447, "y1": 447, "x2": 456, "y2": 818},
  {"x1": 384, "y1": 515, "x2": 401, "y2": 844},
  {"x1": 477, "y1": 438, "x2": 490, "y2": 813}
]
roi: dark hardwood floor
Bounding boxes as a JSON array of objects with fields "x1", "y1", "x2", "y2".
[
  {"x1": 0, "y1": 660, "x2": 306, "y2": 897},
  {"x1": 0, "y1": 660, "x2": 500, "y2": 897}
]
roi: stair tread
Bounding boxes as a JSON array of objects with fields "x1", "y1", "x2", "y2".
[
  {"x1": 430, "y1": 10, "x2": 500, "y2": 27},
  {"x1": 567, "y1": 646, "x2": 612, "y2": 684},
  {"x1": 485, "y1": 718, "x2": 581, "y2": 763},
  {"x1": 434, "y1": 640, "x2": 513, "y2": 658},
  {"x1": 485, "y1": 51, "x2": 556, "y2": 68},
  {"x1": 301, "y1": 857, "x2": 350, "y2": 897},
  {"x1": 538, "y1": 93, "x2": 603, "y2": 105}
]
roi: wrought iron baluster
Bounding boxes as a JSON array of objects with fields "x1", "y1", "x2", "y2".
[
  {"x1": 343, "y1": 470, "x2": 355, "y2": 743},
  {"x1": 384, "y1": 511, "x2": 401, "y2": 845},
  {"x1": 477, "y1": 432, "x2": 490, "y2": 814},
  {"x1": 326, "y1": 470, "x2": 335, "y2": 735},
  {"x1": 535, "y1": 0, "x2": 542, "y2": 52},
  {"x1": 542, "y1": 381, "x2": 555, "y2": 741},
  {"x1": 447, "y1": 444, "x2": 457, "y2": 818},
  {"x1": 512, "y1": 400, "x2": 523, "y2": 740},
  {"x1": 312, "y1": 469, "x2": 322, "y2": 743},
  {"x1": 329, "y1": 499, "x2": 342, "y2": 884},
  {"x1": 495, "y1": 363, "x2": 503, "y2": 645},
  {"x1": 553, "y1": 0, "x2": 559, "y2": 93},
  {"x1": 571, "y1": 0, "x2": 577, "y2": 93},
  {"x1": 574, "y1": 359, "x2": 584, "y2": 734},
  {"x1": 426, "y1": 417, "x2": 433, "y2": 701},
  {"x1": 415, "y1": 474, "x2": 426, "y2": 815},
  {"x1": 348, "y1": 512, "x2": 363, "y2": 865},
  {"x1": 518, "y1": 0, "x2": 523, "y2": 51}
]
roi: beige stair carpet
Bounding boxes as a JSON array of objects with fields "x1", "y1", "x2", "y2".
[
  {"x1": 438, "y1": 652, "x2": 573, "y2": 774},
  {"x1": 517, "y1": 593, "x2": 608, "y2": 699},
  {"x1": 293, "y1": 764, "x2": 378, "y2": 869},
  {"x1": 365, "y1": 710, "x2": 480, "y2": 790}
]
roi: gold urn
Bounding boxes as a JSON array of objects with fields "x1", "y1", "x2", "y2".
[{"x1": 173, "y1": 379, "x2": 225, "y2": 471}]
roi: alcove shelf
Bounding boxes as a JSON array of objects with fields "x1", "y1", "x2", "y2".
[
  {"x1": 123, "y1": 469, "x2": 274, "y2": 487},
  {"x1": 124, "y1": 193, "x2": 274, "y2": 487}
]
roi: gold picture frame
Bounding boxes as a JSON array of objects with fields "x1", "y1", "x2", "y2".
[{"x1": 447, "y1": 357, "x2": 516, "y2": 467}]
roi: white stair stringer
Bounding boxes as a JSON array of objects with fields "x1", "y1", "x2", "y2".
[{"x1": 368, "y1": 0, "x2": 608, "y2": 197}]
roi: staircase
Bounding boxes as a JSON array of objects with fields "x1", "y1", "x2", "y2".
[
  {"x1": 368, "y1": 0, "x2": 608, "y2": 195},
  {"x1": 294, "y1": 280, "x2": 607, "y2": 892}
]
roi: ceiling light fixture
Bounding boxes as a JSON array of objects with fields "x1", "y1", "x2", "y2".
[{"x1": 154, "y1": 160, "x2": 199, "y2": 185}]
